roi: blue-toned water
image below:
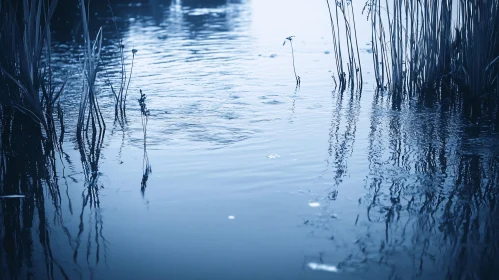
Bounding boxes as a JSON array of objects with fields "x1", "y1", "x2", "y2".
[{"x1": 1, "y1": 0, "x2": 499, "y2": 279}]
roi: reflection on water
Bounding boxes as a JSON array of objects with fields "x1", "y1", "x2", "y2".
[
  {"x1": 139, "y1": 90, "x2": 152, "y2": 196},
  {"x1": 347, "y1": 92, "x2": 499, "y2": 279},
  {"x1": 0, "y1": 112, "x2": 69, "y2": 279},
  {"x1": 2, "y1": 0, "x2": 499, "y2": 279},
  {"x1": 73, "y1": 124, "x2": 107, "y2": 276}
]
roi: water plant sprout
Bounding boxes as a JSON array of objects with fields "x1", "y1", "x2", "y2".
[
  {"x1": 107, "y1": 1, "x2": 138, "y2": 124},
  {"x1": 283, "y1": 36, "x2": 301, "y2": 86}
]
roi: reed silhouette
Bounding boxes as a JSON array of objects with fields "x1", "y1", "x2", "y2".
[
  {"x1": 325, "y1": 0, "x2": 363, "y2": 92},
  {"x1": 77, "y1": 0, "x2": 106, "y2": 142},
  {"x1": 365, "y1": 0, "x2": 499, "y2": 124},
  {"x1": 0, "y1": 0, "x2": 65, "y2": 150}
]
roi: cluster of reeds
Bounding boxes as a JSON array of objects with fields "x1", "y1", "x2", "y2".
[
  {"x1": 0, "y1": 0, "x2": 66, "y2": 197},
  {"x1": 0, "y1": 0, "x2": 64, "y2": 150},
  {"x1": 73, "y1": 6, "x2": 108, "y2": 264},
  {"x1": 326, "y1": 0, "x2": 363, "y2": 92},
  {"x1": 0, "y1": 2, "x2": 70, "y2": 277},
  {"x1": 74, "y1": 2, "x2": 108, "y2": 260},
  {"x1": 365, "y1": 0, "x2": 499, "y2": 122},
  {"x1": 0, "y1": 0, "x2": 112, "y2": 276},
  {"x1": 77, "y1": 0, "x2": 106, "y2": 141}
]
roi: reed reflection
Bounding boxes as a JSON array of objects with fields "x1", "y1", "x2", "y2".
[
  {"x1": 73, "y1": 123, "x2": 108, "y2": 271},
  {"x1": 352, "y1": 91, "x2": 499, "y2": 279},
  {"x1": 0, "y1": 113, "x2": 69, "y2": 280},
  {"x1": 139, "y1": 90, "x2": 152, "y2": 196},
  {"x1": 319, "y1": 89, "x2": 361, "y2": 199}
]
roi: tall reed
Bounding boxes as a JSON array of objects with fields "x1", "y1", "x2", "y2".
[
  {"x1": 77, "y1": 0, "x2": 105, "y2": 139},
  {"x1": 326, "y1": 0, "x2": 363, "y2": 92},
  {"x1": 366, "y1": 0, "x2": 499, "y2": 122}
]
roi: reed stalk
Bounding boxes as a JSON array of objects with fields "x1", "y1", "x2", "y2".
[
  {"x1": 366, "y1": 0, "x2": 499, "y2": 122},
  {"x1": 283, "y1": 36, "x2": 301, "y2": 86},
  {"x1": 77, "y1": 0, "x2": 105, "y2": 140},
  {"x1": 104, "y1": 2, "x2": 137, "y2": 125},
  {"x1": 326, "y1": 0, "x2": 363, "y2": 93}
]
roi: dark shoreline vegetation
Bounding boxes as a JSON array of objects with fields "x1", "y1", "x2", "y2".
[
  {"x1": 0, "y1": 0, "x2": 137, "y2": 277},
  {"x1": 0, "y1": 0, "x2": 498, "y2": 279}
]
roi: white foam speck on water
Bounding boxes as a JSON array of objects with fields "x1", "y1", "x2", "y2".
[
  {"x1": 307, "y1": 262, "x2": 338, "y2": 272},
  {"x1": 0, "y1": 195, "x2": 25, "y2": 198},
  {"x1": 228, "y1": 215, "x2": 235, "y2": 220},
  {"x1": 308, "y1": 202, "x2": 320, "y2": 207},
  {"x1": 267, "y1": 153, "x2": 280, "y2": 159}
]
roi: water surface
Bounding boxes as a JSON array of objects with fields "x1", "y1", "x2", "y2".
[{"x1": 2, "y1": 0, "x2": 499, "y2": 279}]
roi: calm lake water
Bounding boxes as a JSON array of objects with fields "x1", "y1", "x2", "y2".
[{"x1": 2, "y1": 0, "x2": 499, "y2": 279}]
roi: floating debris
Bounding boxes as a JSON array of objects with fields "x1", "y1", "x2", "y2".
[
  {"x1": 308, "y1": 202, "x2": 320, "y2": 208},
  {"x1": 228, "y1": 215, "x2": 235, "y2": 220},
  {"x1": 0, "y1": 194, "x2": 25, "y2": 198},
  {"x1": 267, "y1": 153, "x2": 280, "y2": 159},
  {"x1": 307, "y1": 262, "x2": 338, "y2": 272}
]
